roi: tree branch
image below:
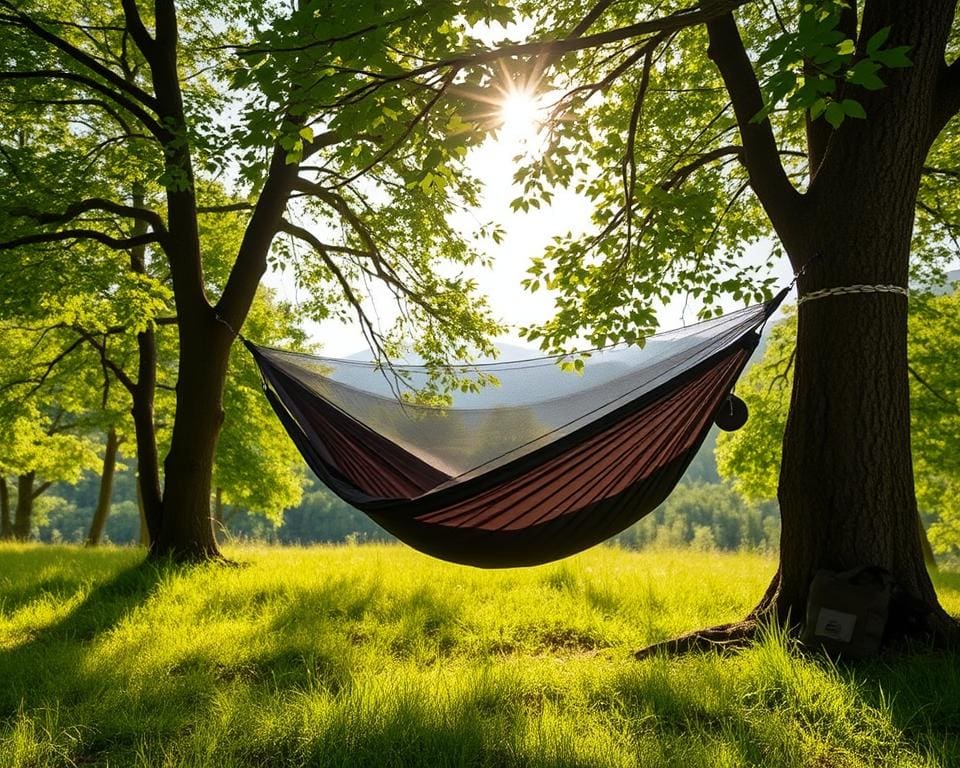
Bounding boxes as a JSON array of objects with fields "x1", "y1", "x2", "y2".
[
  {"x1": 705, "y1": 12, "x2": 803, "y2": 251},
  {"x1": 0, "y1": 229, "x2": 159, "y2": 251},
  {"x1": 13, "y1": 96, "x2": 133, "y2": 132},
  {"x1": 935, "y1": 57, "x2": 960, "y2": 130},
  {"x1": 663, "y1": 145, "x2": 744, "y2": 190},
  {"x1": 0, "y1": 70, "x2": 164, "y2": 138},
  {"x1": 214, "y1": 147, "x2": 301, "y2": 332},
  {"x1": 196, "y1": 202, "x2": 255, "y2": 214},
  {"x1": 0, "y1": 2, "x2": 159, "y2": 110},
  {"x1": 119, "y1": 0, "x2": 154, "y2": 55},
  {"x1": 4, "y1": 336, "x2": 86, "y2": 399},
  {"x1": 909, "y1": 364, "x2": 960, "y2": 413},
  {"x1": 153, "y1": 0, "x2": 178, "y2": 49},
  {"x1": 277, "y1": 221, "x2": 390, "y2": 360},
  {"x1": 325, "y1": 0, "x2": 749, "y2": 110},
  {"x1": 75, "y1": 331, "x2": 138, "y2": 395},
  {"x1": 12, "y1": 198, "x2": 166, "y2": 233}
]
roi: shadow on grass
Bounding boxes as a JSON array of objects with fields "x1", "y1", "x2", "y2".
[{"x1": 0, "y1": 556, "x2": 165, "y2": 718}]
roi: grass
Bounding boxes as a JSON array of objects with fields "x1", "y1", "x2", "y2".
[{"x1": 0, "y1": 544, "x2": 958, "y2": 767}]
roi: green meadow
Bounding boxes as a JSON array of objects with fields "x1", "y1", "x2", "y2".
[{"x1": 1, "y1": 543, "x2": 958, "y2": 768}]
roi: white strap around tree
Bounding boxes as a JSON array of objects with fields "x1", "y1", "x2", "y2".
[{"x1": 797, "y1": 284, "x2": 909, "y2": 306}]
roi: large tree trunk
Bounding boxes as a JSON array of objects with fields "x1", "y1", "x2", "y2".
[
  {"x1": 0, "y1": 478, "x2": 11, "y2": 539},
  {"x1": 638, "y1": 3, "x2": 958, "y2": 657},
  {"x1": 775, "y1": 226, "x2": 940, "y2": 624},
  {"x1": 771, "y1": 2, "x2": 957, "y2": 642},
  {"x1": 13, "y1": 472, "x2": 35, "y2": 541},
  {"x1": 86, "y1": 427, "x2": 120, "y2": 546},
  {"x1": 152, "y1": 318, "x2": 233, "y2": 559}
]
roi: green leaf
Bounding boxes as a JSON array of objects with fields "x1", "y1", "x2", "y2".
[
  {"x1": 866, "y1": 26, "x2": 891, "y2": 56},
  {"x1": 848, "y1": 60, "x2": 885, "y2": 90},
  {"x1": 836, "y1": 38, "x2": 855, "y2": 56},
  {"x1": 824, "y1": 101, "x2": 845, "y2": 128},
  {"x1": 874, "y1": 46, "x2": 913, "y2": 68},
  {"x1": 841, "y1": 99, "x2": 866, "y2": 119}
]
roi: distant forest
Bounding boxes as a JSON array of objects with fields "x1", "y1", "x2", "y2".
[{"x1": 33, "y1": 426, "x2": 781, "y2": 552}]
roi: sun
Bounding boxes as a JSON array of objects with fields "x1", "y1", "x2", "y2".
[{"x1": 499, "y1": 89, "x2": 543, "y2": 140}]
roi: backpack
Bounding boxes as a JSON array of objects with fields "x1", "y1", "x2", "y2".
[{"x1": 800, "y1": 566, "x2": 894, "y2": 658}]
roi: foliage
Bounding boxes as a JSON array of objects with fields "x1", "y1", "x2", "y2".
[
  {"x1": 716, "y1": 293, "x2": 960, "y2": 556},
  {"x1": 715, "y1": 316, "x2": 797, "y2": 503},
  {"x1": 753, "y1": 4, "x2": 912, "y2": 128},
  {"x1": 615, "y1": 481, "x2": 780, "y2": 553},
  {"x1": 0, "y1": 327, "x2": 105, "y2": 492},
  {"x1": 0, "y1": 544, "x2": 957, "y2": 767},
  {"x1": 910, "y1": 290, "x2": 960, "y2": 557}
]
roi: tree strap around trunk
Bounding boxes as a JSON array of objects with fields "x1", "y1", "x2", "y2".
[{"x1": 798, "y1": 284, "x2": 909, "y2": 306}]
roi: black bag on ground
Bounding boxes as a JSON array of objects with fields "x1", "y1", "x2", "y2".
[{"x1": 800, "y1": 566, "x2": 894, "y2": 658}]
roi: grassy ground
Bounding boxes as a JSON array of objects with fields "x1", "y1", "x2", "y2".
[{"x1": 0, "y1": 544, "x2": 958, "y2": 767}]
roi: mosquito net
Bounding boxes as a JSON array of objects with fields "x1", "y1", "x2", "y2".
[{"x1": 251, "y1": 299, "x2": 771, "y2": 485}]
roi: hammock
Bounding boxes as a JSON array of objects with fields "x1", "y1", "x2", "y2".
[{"x1": 245, "y1": 290, "x2": 785, "y2": 567}]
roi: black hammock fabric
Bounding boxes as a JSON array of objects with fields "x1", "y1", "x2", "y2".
[{"x1": 246, "y1": 290, "x2": 785, "y2": 567}]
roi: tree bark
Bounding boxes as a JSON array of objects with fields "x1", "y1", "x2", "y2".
[
  {"x1": 86, "y1": 427, "x2": 120, "y2": 546},
  {"x1": 128, "y1": 186, "x2": 164, "y2": 544},
  {"x1": 13, "y1": 472, "x2": 35, "y2": 541},
  {"x1": 152, "y1": 317, "x2": 233, "y2": 559},
  {"x1": 136, "y1": 476, "x2": 150, "y2": 547},
  {"x1": 0, "y1": 478, "x2": 11, "y2": 539}
]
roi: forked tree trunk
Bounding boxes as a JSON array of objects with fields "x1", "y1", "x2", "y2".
[
  {"x1": 152, "y1": 319, "x2": 233, "y2": 559},
  {"x1": 13, "y1": 472, "x2": 34, "y2": 541},
  {"x1": 639, "y1": 4, "x2": 958, "y2": 656},
  {"x1": 86, "y1": 427, "x2": 120, "y2": 547},
  {"x1": 769, "y1": 3, "x2": 956, "y2": 641},
  {"x1": 0, "y1": 478, "x2": 11, "y2": 539}
]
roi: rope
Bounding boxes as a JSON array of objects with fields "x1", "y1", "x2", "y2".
[
  {"x1": 798, "y1": 284, "x2": 909, "y2": 306},
  {"x1": 213, "y1": 312, "x2": 245, "y2": 342}
]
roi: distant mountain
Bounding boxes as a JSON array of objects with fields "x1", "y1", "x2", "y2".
[{"x1": 927, "y1": 269, "x2": 960, "y2": 296}]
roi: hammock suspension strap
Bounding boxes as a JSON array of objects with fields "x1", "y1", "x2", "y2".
[{"x1": 798, "y1": 284, "x2": 909, "y2": 306}]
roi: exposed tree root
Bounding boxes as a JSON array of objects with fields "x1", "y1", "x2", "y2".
[
  {"x1": 634, "y1": 589, "x2": 960, "y2": 661},
  {"x1": 634, "y1": 617, "x2": 771, "y2": 660}
]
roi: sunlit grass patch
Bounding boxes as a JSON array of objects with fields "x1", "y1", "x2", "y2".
[{"x1": 0, "y1": 542, "x2": 957, "y2": 767}]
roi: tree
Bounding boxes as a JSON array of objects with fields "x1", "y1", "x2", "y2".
[
  {"x1": 0, "y1": 328, "x2": 103, "y2": 540},
  {"x1": 416, "y1": 0, "x2": 959, "y2": 647},
  {"x1": 86, "y1": 427, "x2": 122, "y2": 546},
  {"x1": 0, "y1": 0, "x2": 509, "y2": 559}
]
